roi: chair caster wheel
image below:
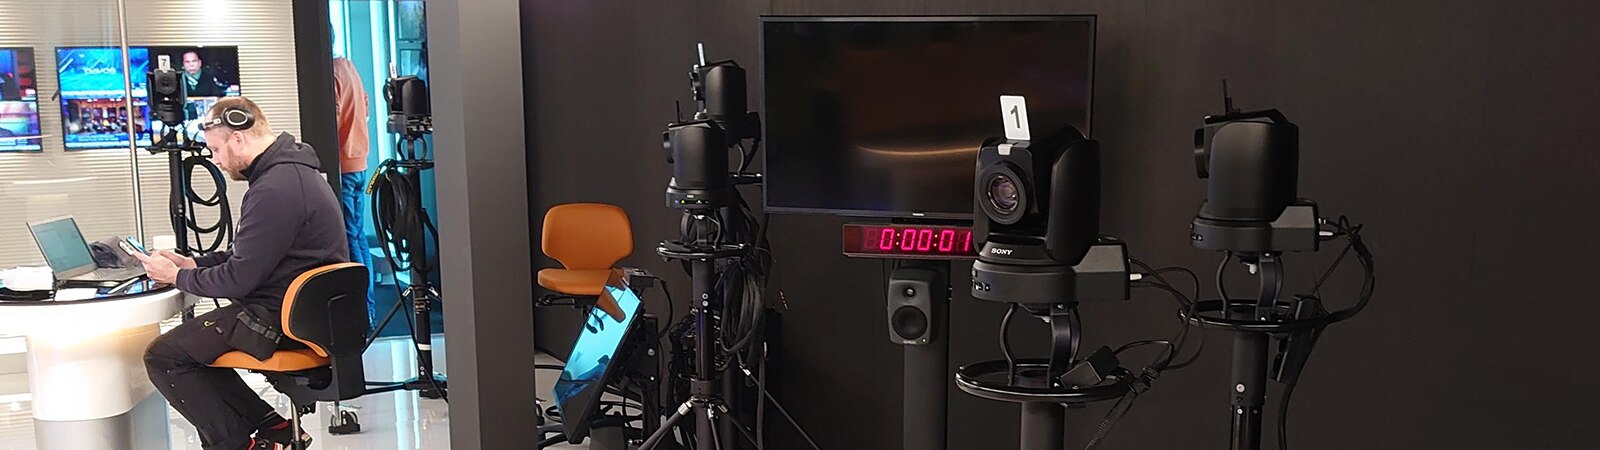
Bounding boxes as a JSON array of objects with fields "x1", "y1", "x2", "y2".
[
  {"x1": 296, "y1": 404, "x2": 316, "y2": 416},
  {"x1": 329, "y1": 411, "x2": 362, "y2": 435}
]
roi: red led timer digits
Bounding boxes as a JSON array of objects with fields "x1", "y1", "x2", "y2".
[{"x1": 870, "y1": 226, "x2": 972, "y2": 255}]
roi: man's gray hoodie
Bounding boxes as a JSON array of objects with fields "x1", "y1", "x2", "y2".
[{"x1": 176, "y1": 132, "x2": 349, "y2": 312}]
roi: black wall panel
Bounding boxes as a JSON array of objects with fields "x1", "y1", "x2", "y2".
[{"x1": 522, "y1": 1, "x2": 1600, "y2": 448}]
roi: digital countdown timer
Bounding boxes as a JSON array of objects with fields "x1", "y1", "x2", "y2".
[{"x1": 842, "y1": 224, "x2": 977, "y2": 259}]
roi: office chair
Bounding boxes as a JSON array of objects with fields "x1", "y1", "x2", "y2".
[
  {"x1": 538, "y1": 203, "x2": 633, "y2": 303},
  {"x1": 210, "y1": 263, "x2": 370, "y2": 450}
]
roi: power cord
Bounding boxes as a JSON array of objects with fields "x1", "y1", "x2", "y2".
[
  {"x1": 1081, "y1": 258, "x2": 1204, "y2": 449},
  {"x1": 175, "y1": 152, "x2": 234, "y2": 254},
  {"x1": 1274, "y1": 216, "x2": 1373, "y2": 450}
]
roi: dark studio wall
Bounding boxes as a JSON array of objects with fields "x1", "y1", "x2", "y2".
[{"x1": 521, "y1": 1, "x2": 1600, "y2": 449}]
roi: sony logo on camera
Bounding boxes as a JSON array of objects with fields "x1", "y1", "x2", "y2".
[{"x1": 989, "y1": 247, "x2": 1015, "y2": 256}]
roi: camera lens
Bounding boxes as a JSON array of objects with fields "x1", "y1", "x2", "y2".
[{"x1": 988, "y1": 175, "x2": 1020, "y2": 213}]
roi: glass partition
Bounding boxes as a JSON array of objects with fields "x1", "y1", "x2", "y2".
[
  {"x1": 330, "y1": 0, "x2": 433, "y2": 287},
  {"x1": 0, "y1": 0, "x2": 137, "y2": 269},
  {"x1": 1, "y1": 0, "x2": 305, "y2": 269}
]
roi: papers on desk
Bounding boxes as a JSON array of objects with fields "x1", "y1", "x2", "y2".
[
  {"x1": 52, "y1": 289, "x2": 98, "y2": 302},
  {"x1": 0, "y1": 266, "x2": 53, "y2": 292}
]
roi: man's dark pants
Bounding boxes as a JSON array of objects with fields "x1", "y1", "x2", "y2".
[{"x1": 144, "y1": 305, "x2": 293, "y2": 450}]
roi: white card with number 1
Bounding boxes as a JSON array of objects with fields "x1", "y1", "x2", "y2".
[{"x1": 1000, "y1": 95, "x2": 1031, "y2": 141}]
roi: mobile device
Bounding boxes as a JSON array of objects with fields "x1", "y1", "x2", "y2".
[{"x1": 121, "y1": 237, "x2": 150, "y2": 256}]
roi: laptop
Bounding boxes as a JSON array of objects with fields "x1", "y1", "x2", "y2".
[{"x1": 27, "y1": 215, "x2": 145, "y2": 286}]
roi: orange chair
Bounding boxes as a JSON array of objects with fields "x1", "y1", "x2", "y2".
[
  {"x1": 538, "y1": 203, "x2": 634, "y2": 300},
  {"x1": 210, "y1": 263, "x2": 371, "y2": 449}
]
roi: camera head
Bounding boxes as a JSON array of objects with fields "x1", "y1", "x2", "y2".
[
  {"x1": 149, "y1": 55, "x2": 187, "y2": 128},
  {"x1": 690, "y1": 60, "x2": 760, "y2": 141},
  {"x1": 385, "y1": 75, "x2": 432, "y2": 138},
  {"x1": 662, "y1": 45, "x2": 760, "y2": 211},
  {"x1": 1190, "y1": 107, "x2": 1318, "y2": 253},
  {"x1": 971, "y1": 125, "x2": 1128, "y2": 309},
  {"x1": 974, "y1": 125, "x2": 1100, "y2": 266},
  {"x1": 663, "y1": 118, "x2": 730, "y2": 210}
]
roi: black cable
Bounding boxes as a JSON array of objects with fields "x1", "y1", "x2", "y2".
[
  {"x1": 1277, "y1": 357, "x2": 1302, "y2": 450},
  {"x1": 176, "y1": 153, "x2": 233, "y2": 254},
  {"x1": 756, "y1": 343, "x2": 769, "y2": 450},
  {"x1": 1114, "y1": 340, "x2": 1174, "y2": 356},
  {"x1": 1000, "y1": 304, "x2": 1019, "y2": 385},
  {"x1": 1217, "y1": 251, "x2": 1235, "y2": 304},
  {"x1": 1084, "y1": 385, "x2": 1139, "y2": 449}
]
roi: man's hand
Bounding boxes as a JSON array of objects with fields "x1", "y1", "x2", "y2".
[
  {"x1": 152, "y1": 250, "x2": 197, "y2": 269},
  {"x1": 132, "y1": 251, "x2": 181, "y2": 285}
]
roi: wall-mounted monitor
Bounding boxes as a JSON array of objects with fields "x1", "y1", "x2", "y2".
[
  {"x1": 147, "y1": 46, "x2": 241, "y2": 145},
  {"x1": 0, "y1": 47, "x2": 42, "y2": 152},
  {"x1": 56, "y1": 46, "x2": 151, "y2": 150},
  {"x1": 761, "y1": 16, "x2": 1096, "y2": 220}
]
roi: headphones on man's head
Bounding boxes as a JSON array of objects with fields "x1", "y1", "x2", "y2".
[{"x1": 200, "y1": 106, "x2": 255, "y2": 132}]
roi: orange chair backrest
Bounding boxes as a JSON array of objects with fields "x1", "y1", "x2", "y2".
[
  {"x1": 542, "y1": 203, "x2": 634, "y2": 271},
  {"x1": 282, "y1": 262, "x2": 367, "y2": 357}
]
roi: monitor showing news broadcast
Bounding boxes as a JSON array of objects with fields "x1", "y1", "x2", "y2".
[
  {"x1": 0, "y1": 47, "x2": 42, "y2": 152},
  {"x1": 55, "y1": 46, "x2": 151, "y2": 150},
  {"x1": 147, "y1": 46, "x2": 241, "y2": 145}
]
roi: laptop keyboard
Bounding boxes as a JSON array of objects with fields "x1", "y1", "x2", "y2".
[{"x1": 78, "y1": 267, "x2": 146, "y2": 281}]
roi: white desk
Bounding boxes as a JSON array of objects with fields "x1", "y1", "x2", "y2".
[{"x1": 0, "y1": 282, "x2": 193, "y2": 450}]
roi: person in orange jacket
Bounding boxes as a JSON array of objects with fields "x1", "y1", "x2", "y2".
[{"x1": 332, "y1": 57, "x2": 376, "y2": 325}]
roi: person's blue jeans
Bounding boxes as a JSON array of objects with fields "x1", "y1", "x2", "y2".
[{"x1": 340, "y1": 171, "x2": 377, "y2": 327}]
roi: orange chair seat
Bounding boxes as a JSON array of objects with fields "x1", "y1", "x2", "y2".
[
  {"x1": 210, "y1": 349, "x2": 330, "y2": 372},
  {"x1": 538, "y1": 268, "x2": 611, "y2": 296}
]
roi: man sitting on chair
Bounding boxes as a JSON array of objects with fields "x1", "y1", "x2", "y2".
[{"x1": 133, "y1": 97, "x2": 349, "y2": 450}]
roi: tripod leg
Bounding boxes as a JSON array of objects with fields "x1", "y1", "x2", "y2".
[
  {"x1": 366, "y1": 289, "x2": 407, "y2": 348},
  {"x1": 697, "y1": 400, "x2": 716, "y2": 450},
  {"x1": 640, "y1": 401, "x2": 695, "y2": 450},
  {"x1": 716, "y1": 404, "x2": 760, "y2": 449}
]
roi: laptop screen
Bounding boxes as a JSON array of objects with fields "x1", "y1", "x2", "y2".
[
  {"x1": 30, "y1": 217, "x2": 95, "y2": 274},
  {"x1": 553, "y1": 269, "x2": 643, "y2": 441}
]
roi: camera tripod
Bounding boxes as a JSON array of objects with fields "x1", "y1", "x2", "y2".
[
  {"x1": 146, "y1": 122, "x2": 234, "y2": 321},
  {"x1": 365, "y1": 134, "x2": 448, "y2": 401},
  {"x1": 642, "y1": 226, "x2": 752, "y2": 450}
]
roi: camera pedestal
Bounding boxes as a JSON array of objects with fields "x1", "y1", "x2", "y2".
[{"x1": 960, "y1": 240, "x2": 1132, "y2": 449}]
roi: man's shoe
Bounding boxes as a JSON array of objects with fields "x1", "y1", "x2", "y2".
[{"x1": 253, "y1": 422, "x2": 313, "y2": 450}]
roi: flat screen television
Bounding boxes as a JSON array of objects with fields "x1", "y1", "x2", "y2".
[
  {"x1": 56, "y1": 46, "x2": 151, "y2": 150},
  {"x1": 0, "y1": 47, "x2": 42, "y2": 152},
  {"x1": 761, "y1": 16, "x2": 1095, "y2": 219},
  {"x1": 147, "y1": 46, "x2": 242, "y2": 145}
]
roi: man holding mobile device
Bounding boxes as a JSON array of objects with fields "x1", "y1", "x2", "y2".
[{"x1": 129, "y1": 97, "x2": 347, "y2": 450}]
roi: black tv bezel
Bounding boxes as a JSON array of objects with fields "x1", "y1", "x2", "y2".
[
  {"x1": 758, "y1": 14, "x2": 1097, "y2": 220},
  {"x1": 0, "y1": 46, "x2": 43, "y2": 152}
]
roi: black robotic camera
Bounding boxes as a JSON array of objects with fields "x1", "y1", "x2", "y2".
[
  {"x1": 661, "y1": 46, "x2": 760, "y2": 211},
  {"x1": 971, "y1": 125, "x2": 1128, "y2": 309},
  {"x1": 662, "y1": 117, "x2": 730, "y2": 209},
  {"x1": 385, "y1": 75, "x2": 432, "y2": 137},
  {"x1": 148, "y1": 56, "x2": 188, "y2": 128},
  {"x1": 690, "y1": 60, "x2": 760, "y2": 141},
  {"x1": 1190, "y1": 109, "x2": 1318, "y2": 253}
]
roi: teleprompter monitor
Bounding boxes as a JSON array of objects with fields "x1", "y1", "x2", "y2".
[{"x1": 553, "y1": 270, "x2": 645, "y2": 443}]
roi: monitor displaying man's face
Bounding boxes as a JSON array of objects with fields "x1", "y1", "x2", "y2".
[{"x1": 182, "y1": 52, "x2": 202, "y2": 75}]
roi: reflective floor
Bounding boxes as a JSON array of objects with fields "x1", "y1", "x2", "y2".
[
  {"x1": 0, "y1": 336, "x2": 601, "y2": 450},
  {"x1": 0, "y1": 297, "x2": 605, "y2": 450}
]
